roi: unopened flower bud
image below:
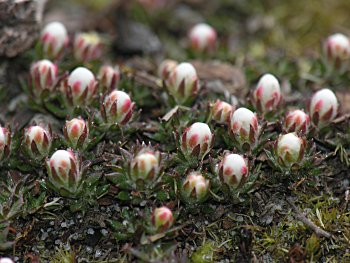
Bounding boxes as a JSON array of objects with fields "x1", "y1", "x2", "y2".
[
  {"x1": 151, "y1": 206, "x2": 174, "y2": 232},
  {"x1": 181, "y1": 171, "x2": 209, "y2": 203},
  {"x1": 64, "y1": 118, "x2": 89, "y2": 150},
  {"x1": 211, "y1": 100, "x2": 234, "y2": 124},
  {"x1": 73, "y1": 32, "x2": 103, "y2": 62},
  {"x1": 158, "y1": 59, "x2": 178, "y2": 80},
  {"x1": 0, "y1": 258, "x2": 14, "y2": 263},
  {"x1": 165, "y1": 62, "x2": 200, "y2": 105},
  {"x1": 41, "y1": 21, "x2": 69, "y2": 60},
  {"x1": 189, "y1": 23, "x2": 217, "y2": 53},
  {"x1": 131, "y1": 150, "x2": 160, "y2": 182},
  {"x1": 63, "y1": 67, "x2": 98, "y2": 106},
  {"x1": 23, "y1": 126, "x2": 52, "y2": 161},
  {"x1": 275, "y1": 133, "x2": 305, "y2": 168},
  {"x1": 101, "y1": 90, "x2": 135, "y2": 125},
  {"x1": 324, "y1": 33, "x2": 350, "y2": 67},
  {"x1": 229, "y1": 107, "x2": 259, "y2": 149},
  {"x1": 30, "y1": 60, "x2": 58, "y2": 95},
  {"x1": 181, "y1": 122, "x2": 213, "y2": 159},
  {"x1": 253, "y1": 73, "x2": 282, "y2": 113},
  {"x1": 217, "y1": 154, "x2": 249, "y2": 189},
  {"x1": 284, "y1": 109, "x2": 310, "y2": 134},
  {"x1": 98, "y1": 65, "x2": 121, "y2": 91},
  {"x1": 46, "y1": 149, "x2": 83, "y2": 197},
  {"x1": 0, "y1": 126, "x2": 11, "y2": 162},
  {"x1": 309, "y1": 89, "x2": 338, "y2": 128}
]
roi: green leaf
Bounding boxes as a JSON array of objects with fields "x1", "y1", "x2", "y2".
[
  {"x1": 156, "y1": 190, "x2": 168, "y2": 201},
  {"x1": 117, "y1": 191, "x2": 131, "y2": 201}
]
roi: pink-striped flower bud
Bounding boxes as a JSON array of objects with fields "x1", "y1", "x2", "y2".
[
  {"x1": 158, "y1": 59, "x2": 178, "y2": 80},
  {"x1": 0, "y1": 258, "x2": 14, "y2": 263},
  {"x1": 41, "y1": 21, "x2": 69, "y2": 60},
  {"x1": 217, "y1": 154, "x2": 249, "y2": 189},
  {"x1": 211, "y1": 100, "x2": 234, "y2": 124},
  {"x1": 181, "y1": 122, "x2": 213, "y2": 159},
  {"x1": 189, "y1": 23, "x2": 217, "y2": 53},
  {"x1": 64, "y1": 118, "x2": 89, "y2": 150},
  {"x1": 101, "y1": 90, "x2": 135, "y2": 125},
  {"x1": 165, "y1": 62, "x2": 200, "y2": 105},
  {"x1": 309, "y1": 89, "x2": 338, "y2": 128},
  {"x1": 324, "y1": 33, "x2": 350, "y2": 66},
  {"x1": 73, "y1": 32, "x2": 103, "y2": 63},
  {"x1": 98, "y1": 65, "x2": 121, "y2": 91},
  {"x1": 181, "y1": 171, "x2": 209, "y2": 203},
  {"x1": 229, "y1": 108, "x2": 259, "y2": 148},
  {"x1": 275, "y1": 133, "x2": 305, "y2": 168},
  {"x1": 284, "y1": 109, "x2": 310, "y2": 134},
  {"x1": 23, "y1": 126, "x2": 52, "y2": 161},
  {"x1": 63, "y1": 67, "x2": 98, "y2": 106},
  {"x1": 0, "y1": 126, "x2": 11, "y2": 162},
  {"x1": 46, "y1": 149, "x2": 83, "y2": 197},
  {"x1": 151, "y1": 206, "x2": 174, "y2": 232},
  {"x1": 131, "y1": 150, "x2": 160, "y2": 182},
  {"x1": 253, "y1": 73, "x2": 282, "y2": 113},
  {"x1": 30, "y1": 60, "x2": 58, "y2": 95}
]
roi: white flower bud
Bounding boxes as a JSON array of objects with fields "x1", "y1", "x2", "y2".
[
  {"x1": 253, "y1": 73, "x2": 282, "y2": 113},
  {"x1": 181, "y1": 122, "x2": 213, "y2": 159},
  {"x1": 41, "y1": 22, "x2": 69, "y2": 60},
  {"x1": 189, "y1": 23, "x2": 217, "y2": 53},
  {"x1": 309, "y1": 89, "x2": 338, "y2": 128}
]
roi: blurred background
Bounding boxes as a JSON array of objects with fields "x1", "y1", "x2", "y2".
[{"x1": 44, "y1": 0, "x2": 350, "y2": 59}]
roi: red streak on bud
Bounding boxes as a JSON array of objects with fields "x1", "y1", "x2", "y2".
[
  {"x1": 241, "y1": 166, "x2": 247, "y2": 175},
  {"x1": 188, "y1": 134, "x2": 198, "y2": 148},
  {"x1": 122, "y1": 99, "x2": 131, "y2": 113},
  {"x1": 224, "y1": 167, "x2": 233, "y2": 176},
  {"x1": 314, "y1": 100, "x2": 323, "y2": 112},
  {"x1": 72, "y1": 81, "x2": 82, "y2": 94}
]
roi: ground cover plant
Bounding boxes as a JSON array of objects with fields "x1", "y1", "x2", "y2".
[{"x1": 1, "y1": 0, "x2": 350, "y2": 262}]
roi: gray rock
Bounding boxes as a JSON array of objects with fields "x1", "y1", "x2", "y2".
[{"x1": 115, "y1": 19, "x2": 162, "y2": 55}]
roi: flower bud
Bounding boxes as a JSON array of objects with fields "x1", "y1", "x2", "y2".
[
  {"x1": 211, "y1": 100, "x2": 234, "y2": 124},
  {"x1": 101, "y1": 90, "x2": 135, "y2": 125},
  {"x1": 63, "y1": 67, "x2": 98, "y2": 106},
  {"x1": 181, "y1": 122, "x2": 213, "y2": 159},
  {"x1": 253, "y1": 73, "x2": 282, "y2": 113},
  {"x1": 189, "y1": 23, "x2": 217, "y2": 53},
  {"x1": 73, "y1": 32, "x2": 103, "y2": 62},
  {"x1": 23, "y1": 126, "x2": 52, "y2": 161},
  {"x1": 46, "y1": 149, "x2": 83, "y2": 197},
  {"x1": 181, "y1": 171, "x2": 209, "y2": 203},
  {"x1": 229, "y1": 107, "x2": 259, "y2": 148},
  {"x1": 151, "y1": 206, "x2": 174, "y2": 232},
  {"x1": 30, "y1": 60, "x2": 58, "y2": 95},
  {"x1": 324, "y1": 33, "x2": 350, "y2": 66},
  {"x1": 165, "y1": 62, "x2": 200, "y2": 105},
  {"x1": 158, "y1": 59, "x2": 178, "y2": 80},
  {"x1": 130, "y1": 150, "x2": 160, "y2": 182},
  {"x1": 98, "y1": 65, "x2": 121, "y2": 91},
  {"x1": 217, "y1": 154, "x2": 248, "y2": 189},
  {"x1": 309, "y1": 89, "x2": 338, "y2": 128},
  {"x1": 284, "y1": 109, "x2": 310, "y2": 134},
  {"x1": 0, "y1": 126, "x2": 11, "y2": 162},
  {"x1": 275, "y1": 133, "x2": 305, "y2": 168},
  {"x1": 0, "y1": 258, "x2": 14, "y2": 263},
  {"x1": 64, "y1": 118, "x2": 89, "y2": 150},
  {"x1": 41, "y1": 21, "x2": 69, "y2": 60}
]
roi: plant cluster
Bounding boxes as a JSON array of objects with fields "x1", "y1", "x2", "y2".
[{"x1": 1, "y1": 7, "x2": 350, "y2": 262}]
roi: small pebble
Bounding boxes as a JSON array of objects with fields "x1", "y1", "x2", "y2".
[{"x1": 87, "y1": 228, "x2": 95, "y2": 235}]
